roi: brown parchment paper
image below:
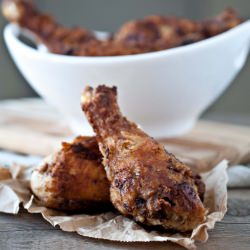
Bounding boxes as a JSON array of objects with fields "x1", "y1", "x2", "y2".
[{"x1": 0, "y1": 160, "x2": 228, "y2": 250}]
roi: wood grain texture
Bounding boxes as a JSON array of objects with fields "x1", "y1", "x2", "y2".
[
  {"x1": 0, "y1": 189, "x2": 249, "y2": 250},
  {"x1": 161, "y1": 121, "x2": 250, "y2": 171},
  {"x1": 0, "y1": 99, "x2": 250, "y2": 172}
]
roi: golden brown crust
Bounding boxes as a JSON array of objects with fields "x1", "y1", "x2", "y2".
[
  {"x1": 2, "y1": 1, "x2": 243, "y2": 56},
  {"x1": 82, "y1": 85, "x2": 206, "y2": 231},
  {"x1": 31, "y1": 136, "x2": 111, "y2": 213},
  {"x1": 203, "y1": 8, "x2": 243, "y2": 37},
  {"x1": 113, "y1": 16, "x2": 204, "y2": 51},
  {"x1": 0, "y1": 166, "x2": 11, "y2": 181},
  {"x1": 2, "y1": 0, "x2": 97, "y2": 55},
  {"x1": 31, "y1": 134, "x2": 205, "y2": 214}
]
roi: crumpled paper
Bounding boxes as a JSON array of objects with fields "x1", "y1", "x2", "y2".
[{"x1": 0, "y1": 160, "x2": 228, "y2": 250}]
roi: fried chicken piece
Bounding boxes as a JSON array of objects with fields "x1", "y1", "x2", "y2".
[
  {"x1": 1, "y1": 0, "x2": 97, "y2": 55},
  {"x1": 30, "y1": 134, "x2": 205, "y2": 214},
  {"x1": 203, "y1": 8, "x2": 243, "y2": 37},
  {"x1": 114, "y1": 15, "x2": 205, "y2": 51},
  {"x1": 82, "y1": 85, "x2": 206, "y2": 231},
  {"x1": 2, "y1": 1, "x2": 242, "y2": 56},
  {"x1": 1, "y1": 0, "x2": 141, "y2": 56},
  {"x1": 30, "y1": 136, "x2": 111, "y2": 212},
  {"x1": 114, "y1": 19, "x2": 164, "y2": 52}
]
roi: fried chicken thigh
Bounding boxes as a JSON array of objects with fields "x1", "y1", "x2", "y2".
[
  {"x1": 82, "y1": 86, "x2": 206, "y2": 231},
  {"x1": 30, "y1": 136, "x2": 111, "y2": 212}
]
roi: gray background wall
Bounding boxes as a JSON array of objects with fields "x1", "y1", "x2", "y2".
[{"x1": 0, "y1": 0, "x2": 249, "y2": 116}]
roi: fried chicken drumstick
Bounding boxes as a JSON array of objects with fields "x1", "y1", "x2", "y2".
[
  {"x1": 30, "y1": 136, "x2": 111, "y2": 212},
  {"x1": 1, "y1": 0, "x2": 98, "y2": 55},
  {"x1": 82, "y1": 86, "x2": 206, "y2": 231}
]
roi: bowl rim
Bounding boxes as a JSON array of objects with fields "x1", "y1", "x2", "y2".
[{"x1": 4, "y1": 20, "x2": 250, "y2": 63}]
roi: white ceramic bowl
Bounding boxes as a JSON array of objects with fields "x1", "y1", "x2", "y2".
[{"x1": 4, "y1": 21, "x2": 250, "y2": 138}]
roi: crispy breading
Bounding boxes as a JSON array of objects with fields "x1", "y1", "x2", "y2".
[
  {"x1": 2, "y1": 0, "x2": 97, "y2": 55},
  {"x1": 82, "y1": 85, "x2": 206, "y2": 231},
  {"x1": 30, "y1": 136, "x2": 111, "y2": 213},
  {"x1": 2, "y1": 1, "x2": 243, "y2": 56},
  {"x1": 30, "y1": 135, "x2": 204, "y2": 214}
]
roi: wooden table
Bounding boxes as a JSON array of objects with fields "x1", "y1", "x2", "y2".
[
  {"x1": 0, "y1": 102, "x2": 250, "y2": 250},
  {"x1": 0, "y1": 189, "x2": 249, "y2": 250}
]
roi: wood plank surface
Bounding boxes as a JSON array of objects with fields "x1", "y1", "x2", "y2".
[
  {"x1": 1, "y1": 99, "x2": 250, "y2": 172},
  {"x1": 0, "y1": 189, "x2": 249, "y2": 250}
]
